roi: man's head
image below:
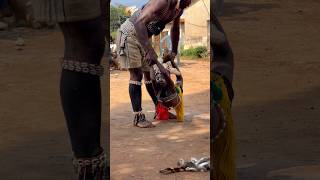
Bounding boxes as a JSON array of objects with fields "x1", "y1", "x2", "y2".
[{"x1": 180, "y1": 0, "x2": 192, "y2": 9}]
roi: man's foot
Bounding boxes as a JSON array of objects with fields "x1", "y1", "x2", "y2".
[
  {"x1": 73, "y1": 152, "x2": 108, "y2": 180},
  {"x1": 134, "y1": 113, "x2": 155, "y2": 128}
]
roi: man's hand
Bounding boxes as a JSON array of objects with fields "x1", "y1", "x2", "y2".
[
  {"x1": 156, "y1": 61, "x2": 170, "y2": 78},
  {"x1": 168, "y1": 51, "x2": 177, "y2": 62},
  {"x1": 176, "y1": 75, "x2": 183, "y2": 92},
  {"x1": 176, "y1": 75, "x2": 183, "y2": 84},
  {"x1": 145, "y1": 49, "x2": 158, "y2": 66}
]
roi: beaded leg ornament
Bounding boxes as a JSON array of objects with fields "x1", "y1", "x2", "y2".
[
  {"x1": 61, "y1": 59, "x2": 104, "y2": 76},
  {"x1": 73, "y1": 152, "x2": 108, "y2": 180}
]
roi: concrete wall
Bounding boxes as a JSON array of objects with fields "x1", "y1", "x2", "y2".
[
  {"x1": 149, "y1": 0, "x2": 211, "y2": 51},
  {"x1": 183, "y1": 0, "x2": 210, "y2": 49}
]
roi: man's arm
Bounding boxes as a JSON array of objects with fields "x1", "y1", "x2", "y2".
[
  {"x1": 211, "y1": 14, "x2": 234, "y2": 100},
  {"x1": 212, "y1": 14, "x2": 234, "y2": 83},
  {"x1": 169, "y1": 17, "x2": 183, "y2": 84},
  {"x1": 171, "y1": 59, "x2": 184, "y2": 89},
  {"x1": 134, "y1": 0, "x2": 167, "y2": 54},
  {"x1": 170, "y1": 17, "x2": 180, "y2": 55}
]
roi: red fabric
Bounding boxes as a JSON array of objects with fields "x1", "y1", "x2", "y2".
[{"x1": 156, "y1": 103, "x2": 169, "y2": 120}]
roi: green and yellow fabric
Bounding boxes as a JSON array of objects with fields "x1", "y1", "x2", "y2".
[
  {"x1": 174, "y1": 84, "x2": 184, "y2": 122},
  {"x1": 211, "y1": 72, "x2": 236, "y2": 180}
]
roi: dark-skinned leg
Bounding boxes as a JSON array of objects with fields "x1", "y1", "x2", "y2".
[
  {"x1": 129, "y1": 68, "x2": 154, "y2": 128},
  {"x1": 59, "y1": 17, "x2": 107, "y2": 179},
  {"x1": 129, "y1": 68, "x2": 143, "y2": 112},
  {"x1": 143, "y1": 71, "x2": 158, "y2": 106}
]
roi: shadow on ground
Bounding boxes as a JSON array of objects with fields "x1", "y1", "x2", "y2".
[
  {"x1": 110, "y1": 90, "x2": 210, "y2": 179},
  {"x1": 235, "y1": 85, "x2": 320, "y2": 180}
]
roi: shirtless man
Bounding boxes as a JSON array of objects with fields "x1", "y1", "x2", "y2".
[{"x1": 117, "y1": 0, "x2": 191, "y2": 128}]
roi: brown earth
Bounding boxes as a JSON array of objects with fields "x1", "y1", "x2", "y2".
[
  {"x1": 110, "y1": 60, "x2": 210, "y2": 180},
  {"x1": 221, "y1": 0, "x2": 320, "y2": 180},
  {"x1": 0, "y1": 0, "x2": 320, "y2": 179},
  {"x1": 0, "y1": 28, "x2": 210, "y2": 179},
  {"x1": 0, "y1": 28, "x2": 78, "y2": 180}
]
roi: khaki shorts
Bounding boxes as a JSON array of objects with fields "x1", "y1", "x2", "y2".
[{"x1": 117, "y1": 34, "x2": 150, "y2": 72}]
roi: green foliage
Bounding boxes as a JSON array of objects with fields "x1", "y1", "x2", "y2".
[
  {"x1": 111, "y1": 31, "x2": 117, "y2": 41},
  {"x1": 179, "y1": 45, "x2": 185, "y2": 52},
  {"x1": 110, "y1": 5, "x2": 129, "y2": 32},
  {"x1": 181, "y1": 46, "x2": 208, "y2": 58}
]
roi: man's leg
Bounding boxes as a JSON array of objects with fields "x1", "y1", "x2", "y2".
[
  {"x1": 129, "y1": 68, "x2": 143, "y2": 113},
  {"x1": 143, "y1": 71, "x2": 158, "y2": 106},
  {"x1": 129, "y1": 68, "x2": 154, "y2": 128},
  {"x1": 59, "y1": 17, "x2": 107, "y2": 179}
]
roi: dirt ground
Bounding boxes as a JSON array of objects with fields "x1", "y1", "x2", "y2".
[
  {"x1": 110, "y1": 60, "x2": 210, "y2": 180},
  {"x1": 221, "y1": 0, "x2": 320, "y2": 179},
  {"x1": 0, "y1": 29, "x2": 77, "y2": 180},
  {"x1": 0, "y1": 0, "x2": 320, "y2": 179},
  {"x1": 0, "y1": 29, "x2": 210, "y2": 179}
]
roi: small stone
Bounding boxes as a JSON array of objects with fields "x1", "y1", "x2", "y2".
[
  {"x1": 16, "y1": 37, "x2": 25, "y2": 46},
  {"x1": 0, "y1": 21, "x2": 8, "y2": 30}
]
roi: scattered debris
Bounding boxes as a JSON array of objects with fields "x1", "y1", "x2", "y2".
[
  {"x1": 15, "y1": 36, "x2": 25, "y2": 50},
  {"x1": 160, "y1": 157, "x2": 210, "y2": 174}
]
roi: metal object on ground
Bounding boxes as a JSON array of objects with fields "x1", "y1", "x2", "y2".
[{"x1": 160, "y1": 157, "x2": 210, "y2": 174}]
